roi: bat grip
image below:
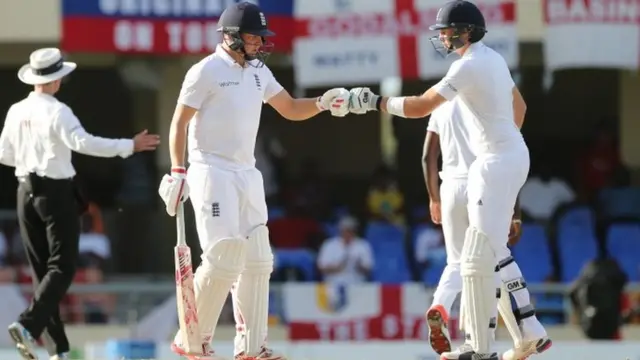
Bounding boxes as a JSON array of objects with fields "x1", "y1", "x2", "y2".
[{"x1": 176, "y1": 203, "x2": 187, "y2": 246}]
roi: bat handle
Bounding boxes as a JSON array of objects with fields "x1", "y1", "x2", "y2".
[{"x1": 176, "y1": 203, "x2": 187, "y2": 246}]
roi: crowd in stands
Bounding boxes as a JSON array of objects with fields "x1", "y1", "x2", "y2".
[{"x1": 0, "y1": 203, "x2": 113, "y2": 324}]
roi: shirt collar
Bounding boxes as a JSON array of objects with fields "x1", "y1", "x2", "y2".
[
  {"x1": 462, "y1": 41, "x2": 484, "y2": 58},
  {"x1": 216, "y1": 44, "x2": 243, "y2": 68},
  {"x1": 28, "y1": 91, "x2": 56, "y2": 100}
]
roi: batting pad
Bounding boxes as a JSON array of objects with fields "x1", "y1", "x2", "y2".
[
  {"x1": 460, "y1": 227, "x2": 497, "y2": 353},
  {"x1": 235, "y1": 225, "x2": 273, "y2": 356},
  {"x1": 498, "y1": 281, "x2": 523, "y2": 347},
  {"x1": 195, "y1": 237, "x2": 247, "y2": 342}
]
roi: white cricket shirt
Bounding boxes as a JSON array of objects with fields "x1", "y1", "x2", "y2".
[
  {"x1": 427, "y1": 98, "x2": 476, "y2": 180},
  {"x1": 178, "y1": 45, "x2": 284, "y2": 170},
  {"x1": 0, "y1": 92, "x2": 134, "y2": 179},
  {"x1": 433, "y1": 42, "x2": 525, "y2": 154}
]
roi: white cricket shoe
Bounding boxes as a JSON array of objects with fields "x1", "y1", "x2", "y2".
[
  {"x1": 8, "y1": 322, "x2": 38, "y2": 360},
  {"x1": 501, "y1": 337, "x2": 552, "y2": 360},
  {"x1": 171, "y1": 341, "x2": 229, "y2": 360},
  {"x1": 235, "y1": 346, "x2": 287, "y2": 360}
]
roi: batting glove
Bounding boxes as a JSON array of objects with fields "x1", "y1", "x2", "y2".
[
  {"x1": 316, "y1": 88, "x2": 350, "y2": 117},
  {"x1": 349, "y1": 87, "x2": 379, "y2": 114},
  {"x1": 158, "y1": 167, "x2": 190, "y2": 217}
]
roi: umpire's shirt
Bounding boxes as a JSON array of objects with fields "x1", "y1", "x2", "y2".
[{"x1": 0, "y1": 92, "x2": 134, "y2": 177}]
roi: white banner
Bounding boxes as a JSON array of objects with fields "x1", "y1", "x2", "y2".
[
  {"x1": 544, "y1": 0, "x2": 640, "y2": 71},
  {"x1": 292, "y1": 0, "x2": 518, "y2": 87}
]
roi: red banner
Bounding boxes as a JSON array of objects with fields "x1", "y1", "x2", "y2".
[{"x1": 62, "y1": 17, "x2": 294, "y2": 54}]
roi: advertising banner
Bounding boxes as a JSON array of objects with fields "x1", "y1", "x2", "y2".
[
  {"x1": 79, "y1": 340, "x2": 640, "y2": 360},
  {"x1": 292, "y1": 0, "x2": 518, "y2": 87},
  {"x1": 61, "y1": 0, "x2": 294, "y2": 54},
  {"x1": 282, "y1": 283, "x2": 463, "y2": 341},
  {"x1": 543, "y1": 0, "x2": 640, "y2": 71}
]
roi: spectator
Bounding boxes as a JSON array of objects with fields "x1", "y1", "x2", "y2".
[
  {"x1": 577, "y1": 126, "x2": 621, "y2": 201},
  {"x1": 414, "y1": 225, "x2": 446, "y2": 271},
  {"x1": 317, "y1": 216, "x2": 373, "y2": 284},
  {"x1": 255, "y1": 132, "x2": 286, "y2": 205},
  {"x1": 75, "y1": 263, "x2": 114, "y2": 324},
  {"x1": 519, "y1": 163, "x2": 575, "y2": 223},
  {"x1": 268, "y1": 202, "x2": 324, "y2": 250},
  {"x1": 285, "y1": 158, "x2": 330, "y2": 219},
  {"x1": 78, "y1": 213, "x2": 111, "y2": 269},
  {"x1": 367, "y1": 166, "x2": 405, "y2": 226}
]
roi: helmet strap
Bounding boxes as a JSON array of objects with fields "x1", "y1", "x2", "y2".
[{"x1": 222, "y1": 31, "x2": 271, "y2": 68}]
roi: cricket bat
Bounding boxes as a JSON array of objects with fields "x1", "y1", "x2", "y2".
[{"x1": 175, "y1": 203, "x2": 201, "y2": 354}]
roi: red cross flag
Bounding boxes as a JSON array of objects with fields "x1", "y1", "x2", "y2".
[
  {"x1": 292, "y1": 0, "x2": 517, "y2": 88},
  {"x1": 544, "y1": 0, "x2": 640, "y2": 71}
]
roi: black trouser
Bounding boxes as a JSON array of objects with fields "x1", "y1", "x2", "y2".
[{"x1": 16, "y1": 174, "x2": 80, "y2": 355}]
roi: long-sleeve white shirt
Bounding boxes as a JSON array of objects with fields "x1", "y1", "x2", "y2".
[{"x1": 0, "y1": 92, "x2": 134, "y2": 179}]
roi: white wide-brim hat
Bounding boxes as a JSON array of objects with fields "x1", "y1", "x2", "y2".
[{"x1": 18, "y1": 47, "x2": 77, "y2": 85}]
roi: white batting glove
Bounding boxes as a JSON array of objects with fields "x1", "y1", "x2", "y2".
[
  {"x1": 349, "y1": 87, "x2": 379, "y2": 115},
  {"x1": 158, "y1": 167, "x2": 190, "y2": 217},
  {"x1": 316, "y1": 88, "x2": 350, "y2": 117}
]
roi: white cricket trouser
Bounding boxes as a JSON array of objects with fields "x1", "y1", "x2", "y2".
[
  {"x1": 466, "y1": 148, "x2": 528, "y2": 257},
  {"x1": 187, "y1": 164, "x2": 268, "y2": 246},
  {"x1": 431, "y1": 177, "x2": 468, "y2": 313},
  {"x1": 467, "y1": 147, "x2": 547, "y2": 339}
]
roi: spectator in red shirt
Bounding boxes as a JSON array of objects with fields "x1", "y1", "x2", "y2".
[
  {"x1": 268, "y1": 201, "x2": 324, "y2": 250},
  {"x1": 578, "y1": 127, "x2": 621, "y2": 201}
]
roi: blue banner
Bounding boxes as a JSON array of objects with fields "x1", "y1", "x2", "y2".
[{"x1": 62, "y1": 0, "x2": 293, "y2": 18}]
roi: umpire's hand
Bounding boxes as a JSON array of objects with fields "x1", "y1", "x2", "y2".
[{"x1": 133, "y1": 129, "x2": 160, "y2": 152}]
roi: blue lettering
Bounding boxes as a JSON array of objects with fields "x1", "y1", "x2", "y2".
[{"x1": 314, "y1": 51, "x2": 378, "y2": 67}]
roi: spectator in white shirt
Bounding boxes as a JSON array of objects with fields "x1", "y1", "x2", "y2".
[
  {"x1": 414, "y1": 225, "x2": 446, "y2": 270},
  {"x1": 519, "y1": 164, "x2": 575, "y2": 222},
  {"x1": 317, "y1": 216, "x2": 373, "y2": 284}
]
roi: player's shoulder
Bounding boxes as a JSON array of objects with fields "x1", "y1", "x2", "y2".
[
  {"x1": 185, "y1": 54, "x2": 223, "y2": 79},
  {"x1": 12, "y1": 96, "x2": 67, "y2": 116},
  {"x1": 450, "y1": 54, "x2": 479, "y2": 76},
  {"x1": 254, "y1": 62, "x2": 275, "y2": 77}
]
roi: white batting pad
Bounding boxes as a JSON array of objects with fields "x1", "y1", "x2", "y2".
[
  {"x1": 235, "y1": 225, "x2": 273, "y2": 356},
  {"x1": 497, "y1": 281, "x2": 524, "y2": 347},
  {"x1": 460, "y1": 227, "x2": 497, "y2": 353},
  {"x1": 194, "y1": 238, "x2": 247, "y2": 342}
]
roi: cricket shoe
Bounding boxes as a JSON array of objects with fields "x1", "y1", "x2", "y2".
[
  {"x1": 235, "y1": 346, "x2": 287, "y2": 360},
  {"x1": 442, "y1": 347, "x2": 499, "y2": 360},
  {"x1": 50, "y1": 354, "x2": 68, "y2": 360},
  {"x1": 171, "y1": 341, "x2": 228, "y2": 360},
  {"x1": 8, "y1": 322, "x2": 38, "y2": 360},
  {"x1": 440, "y1": 343, "x2": 473, "y2": 360},
  {"x1": 501, "y1": 337, "x2": 552, "y2": 360},
  {"x1": 426, "y1": 304, "x2": 452, "y2": 354}
]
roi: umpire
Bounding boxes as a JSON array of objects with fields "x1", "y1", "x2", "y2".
[{"x1": 0, "y1": 48, "x2": 160, "y2": 360}]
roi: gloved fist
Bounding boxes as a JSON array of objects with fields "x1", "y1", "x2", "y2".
[
  {"x1": 316, "y1": 88, "x2": 350, "y2": 117},
  {"x1": 349, "y1": 87, "x2": 379, "y2": 114},
  {"x1": 158, "y1": 167, "x2": 189, "y2": 217}
]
